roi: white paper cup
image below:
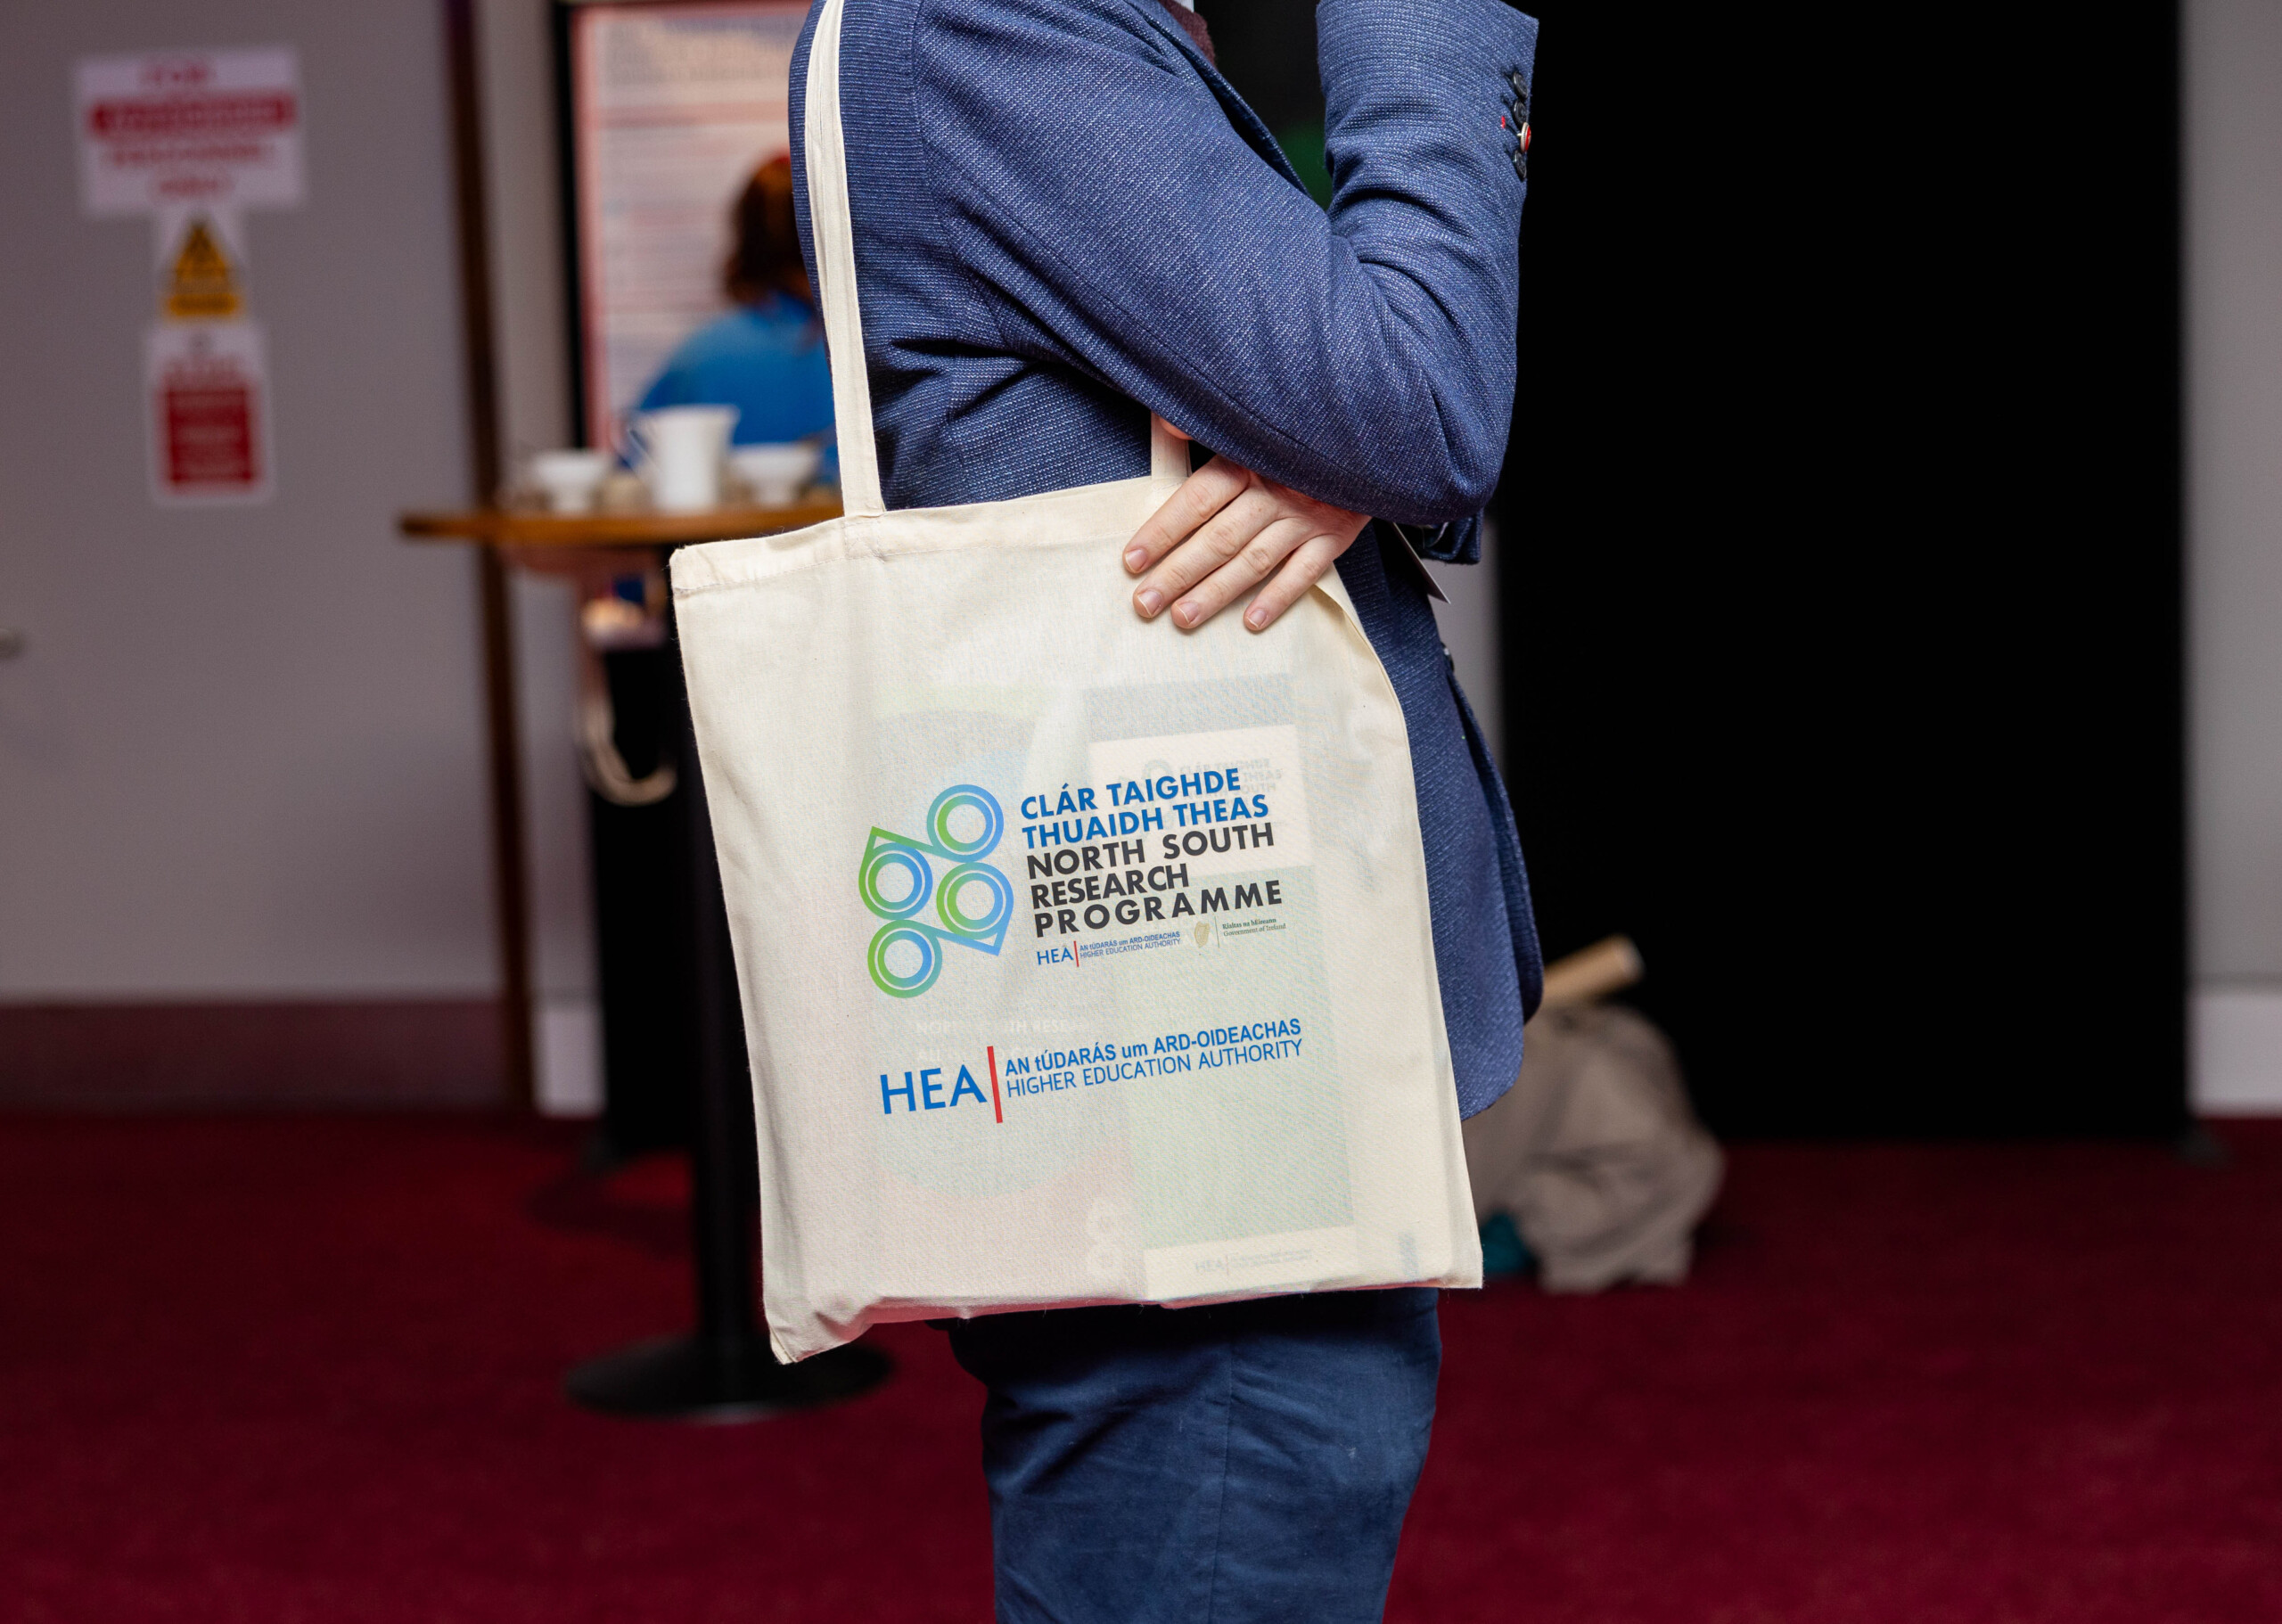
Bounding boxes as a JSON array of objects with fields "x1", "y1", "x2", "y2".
[
  {"x1": 530, "y1": 449, "x2": 614, "y2": 513},
  {"x1": 730, "y1": 442, "x2": 825, "y2": 505}
]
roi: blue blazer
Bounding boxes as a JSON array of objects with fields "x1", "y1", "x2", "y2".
[{"x1": 791, "y1": 0, "x2": 1542, "y2": 1117}]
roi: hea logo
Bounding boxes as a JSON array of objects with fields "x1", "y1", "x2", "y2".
[
  {"x1": 858, "y1": 785, "x2": 1014, "y2": 997},
  {"x1": 880, "y1": 1061, "x2": 996, "y2": 1117}
]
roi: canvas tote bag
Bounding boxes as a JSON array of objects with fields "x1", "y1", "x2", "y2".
[{"x1": 669, "y1": 0, "x2": 1481, "y2": 1362}]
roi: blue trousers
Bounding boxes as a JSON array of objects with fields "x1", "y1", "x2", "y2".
[{"x1": 945, "y1": 1288, "x2": 1441, "y2": 1623}]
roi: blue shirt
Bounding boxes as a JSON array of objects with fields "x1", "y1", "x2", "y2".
[{"x1": 637, "y1": 293, "x2": 837, "y2": 456}]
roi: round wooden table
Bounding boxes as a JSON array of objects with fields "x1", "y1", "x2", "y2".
[
  {"x1": 401, "y1": 497, "x2": 889, "y2": 1420},
  {"x1": 398, "y1": 498, "x2": 842, "y2": 551}
]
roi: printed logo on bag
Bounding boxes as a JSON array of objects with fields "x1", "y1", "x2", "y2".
[
  {"x1": 1014, "y1": 763, "x2": 1286, "y2": 956},
  {"x1": 858, "y1": 785, "x2": 1013, "y2": 997},
  {"x1": 880, "y1": 1029, "x2": 1309, "y2": 1119}
]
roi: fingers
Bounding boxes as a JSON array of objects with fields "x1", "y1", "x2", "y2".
[
  {"x1": 1121, "y1": 454, "x2": 1371, "y2": 633},
  {"x1": 1242, "y1": 533, "x2": 1350, "y2": 631},
  {"x1": 1162, "y1": 514, "x2": 1320, "y2": 629},
  {"x1": 1125, "y1": 459, "x2": 1247, "y2": 577},
  {"x1": 1133, "y1": 484, "x2": 1285, "y2": 623}
]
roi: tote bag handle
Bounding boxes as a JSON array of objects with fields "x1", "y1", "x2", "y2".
[{"x1": 801, "y1": 0, "x2": 1186, "y2": 519}]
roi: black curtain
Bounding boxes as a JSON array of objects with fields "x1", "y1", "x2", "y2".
[{"x1": 1211, "y1": 0, "x2": 2188, "y2": 1136}]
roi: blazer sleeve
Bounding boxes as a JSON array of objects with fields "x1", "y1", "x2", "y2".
[{"x1": 914, "y1": 0, "x2": 1536, "y2": 529}]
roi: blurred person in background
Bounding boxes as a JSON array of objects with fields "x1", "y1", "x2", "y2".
[{"x1": 637, "y1": 155, "x2": 836, "y2": 465}]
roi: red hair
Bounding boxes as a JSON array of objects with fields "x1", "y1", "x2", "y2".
[{"x1": 724, "y1": 155, "x2": 812, "y2": 308}]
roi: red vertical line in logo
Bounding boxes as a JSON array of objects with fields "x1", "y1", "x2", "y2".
[
  {"x1": 987, "y1": 1046, "x2": 1003, "y2": 1124},
  {"x1": 1072, "y1": 941, "x2": 1081, "y2": 968}
]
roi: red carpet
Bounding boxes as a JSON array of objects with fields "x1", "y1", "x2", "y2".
[{"x1": 2, "y1": 1117, "x2": 2278, "y2": 1622}]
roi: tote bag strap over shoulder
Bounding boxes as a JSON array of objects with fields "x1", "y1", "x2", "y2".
[{"x1": 802, "y1": 0, "x2": 1187, "y2": 520}]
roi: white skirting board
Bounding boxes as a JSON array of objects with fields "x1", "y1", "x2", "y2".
[
  {"x1": 534, "y1": 997, "x2": 604, "y2": 1118},
  {"x1": 2193, "y1": 987, "x2": 2282, "y2": 1115}
]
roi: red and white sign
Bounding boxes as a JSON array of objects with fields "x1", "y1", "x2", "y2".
[
  {"x1": 146, "y1": 322, "x2": 272, "y2": 504},
  {"x1": 77, "y1": 47, "x2": 302, "y2": 217}
]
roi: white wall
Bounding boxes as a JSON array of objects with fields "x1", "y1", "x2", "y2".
[
  {"x1": 2187, "y1": 0, "x2": 2282, "y2": 1111},
  {"x1": 0, "y1": 0, "x2": 496, "y2": 1001}
]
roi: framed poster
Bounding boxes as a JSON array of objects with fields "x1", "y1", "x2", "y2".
[{"x1": 558, "y1": 0, "x2": 809, "y2": 449}]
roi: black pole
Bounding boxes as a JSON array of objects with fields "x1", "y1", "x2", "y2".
[
  {"x1": 565, "y1": 588, "x2": 890, "y2": 1420},
  {"x1": 681, "y1": 685, "x2": 759, "y2": 1349}
]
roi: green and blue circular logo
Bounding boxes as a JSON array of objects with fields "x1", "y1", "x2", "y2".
[{"x1": 857, "y1": 786, "x2": 1010, "y2": 997}]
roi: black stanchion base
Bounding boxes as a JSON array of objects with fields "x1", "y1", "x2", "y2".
[{"x1": 566, "y1": 1333, "x2": 891, "y2": 1423}]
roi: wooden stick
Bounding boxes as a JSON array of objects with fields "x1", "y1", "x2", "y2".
[{"x1": 1538, "y1": 934, "x2": 1645, "y2": 1010}]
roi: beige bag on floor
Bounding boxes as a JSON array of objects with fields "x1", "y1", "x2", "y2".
[{"x1": 669, "y1": 0, "x2": 1479, "y2": 1362}]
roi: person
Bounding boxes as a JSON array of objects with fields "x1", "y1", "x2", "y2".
[
  {"x1": 787, "y1": 1, "x2": 1543, "y2": 1617},
  {"x1": 635, "y1": 155, "x2": 835, "y2": 457}
]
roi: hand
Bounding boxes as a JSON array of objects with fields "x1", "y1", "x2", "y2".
[{"x1": 1125, "y1": 418, "x2": 1369, "y2": 633}]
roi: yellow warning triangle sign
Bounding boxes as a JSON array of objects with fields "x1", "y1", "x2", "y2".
[{"x1": 164, "y1": 219, "x2": 242, "y2": 321}]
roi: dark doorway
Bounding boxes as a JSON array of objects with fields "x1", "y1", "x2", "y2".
[{"x1": 1209, "y1": 1, "x2": 2188, "y2": 1136}]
